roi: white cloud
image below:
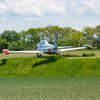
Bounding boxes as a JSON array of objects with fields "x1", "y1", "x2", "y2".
[
  {"x1": 0, "y1": 0, "x2": 100, "y2": 33},
  {"x1": 26, "y1": 17, "x2": 36, "y2": 22},
  {"x1": 83, "y1": 0, "x2": 100, "y2": 14},
  {"x1": 0, "y1": 2, "x2": 7, "y2": 14},
  {"x1": 66, "y1": 0, "x2": 100, "y2": 14},
  {"x1": 0, "y1": 17, "x2": 6, "y2": 21},
  {"x1": 67, "y1": 0, "x2": 87, "y2": 13},
  {"x1": 5, "y1": 0, "x2": 43, "y2": 16},
  {"x1": 4, "y1": 0, "x2": 66, "y2": 17}
]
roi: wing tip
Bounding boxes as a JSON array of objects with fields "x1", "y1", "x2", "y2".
[{"x1": 2, "y1": 49, "x2": 9, "y2": 55}]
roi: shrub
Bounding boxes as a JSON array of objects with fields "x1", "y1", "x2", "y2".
[{"x1": 82, "y1": 53, "x2": 96, "y2": 57}]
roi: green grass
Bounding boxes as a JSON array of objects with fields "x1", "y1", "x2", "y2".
[
  {"x1": 0, "y1": 55, "x2": 100, "y2": 77},
  {"x1": 0, "y1": 77, "x2": 100, "y2": 100},
  {"x1": 0, "y1": 52, "x2": 100, "y2": 99}
]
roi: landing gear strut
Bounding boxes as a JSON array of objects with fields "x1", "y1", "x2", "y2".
[
  {"x1": 36, "y1": 53, "x2": 42, "y2": 57},
  {"x1": 57, "y1": 49, "x2": 60, "y2": 55}
]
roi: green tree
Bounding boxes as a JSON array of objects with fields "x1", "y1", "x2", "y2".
[
  {"x1": 26, "y1": 28, "x2": 40, "y2": 49},
  {"x1": 82, "y1": 26, "x2": 94, "y2": 40},
  {"x1": 8, "y1": 39, "x2": 31, "y2": 51},
  {"x1": 40, "y1": 28, "x2": 48, "y2": 40},
  {"x1": 0, "y1": 39, "x2": 9, "y2": 52},
  {"x1": 94, "y1": 25, "x2": 100, "y2": 48},
  {"x1": 8, "y1": 42, "x2": 18, "y2": 51},
  {"x1": 45, "y1": 25, "x2": 65, "y2": 44},
  {"x1": 0, "y1": 30, "x2": 21, "y2": 42}
]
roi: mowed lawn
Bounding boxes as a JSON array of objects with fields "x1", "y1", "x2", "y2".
[
  {"x1": 0, "y1": 51, "x2": 100, "y2": 100},
  {"x1": 0, "y1": 77, "x2": 100, "y2": 100},
  {"x1": 1, "y1": 50, "x2": 100, "y2": 60}
]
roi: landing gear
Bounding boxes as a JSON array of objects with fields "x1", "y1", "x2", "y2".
[
  {"x1": 57, "y1": 49, "x2": 60, "y2": 55},
  {"x1": 36, "y1": 53, "x2": 42, "y2": 57},
  {"x1": 57, "y1": 53, "x2": 60, "y2": 55}
]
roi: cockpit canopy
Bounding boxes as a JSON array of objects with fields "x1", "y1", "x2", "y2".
[{"x1": 40, "y1": 40, "x2": 49, "y2": 44}]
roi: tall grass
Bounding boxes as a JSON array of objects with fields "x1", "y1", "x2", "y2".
[
  {"x1": 0, "y1": 55, "x2": 100, "y2": 77},
  {"x1": 0, "y1": 77, "x2": 100, "y2": 100}
]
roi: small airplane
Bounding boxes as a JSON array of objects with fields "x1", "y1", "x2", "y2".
[{"x1": 2, "y1": 33, "x2": 92, "y2": 57}]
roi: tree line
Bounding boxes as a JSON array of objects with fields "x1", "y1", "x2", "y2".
[{"x1": 0, "y1": 25, "x2": 100, "y2": 52}]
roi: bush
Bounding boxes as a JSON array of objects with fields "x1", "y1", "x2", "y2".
[
  {"x1": 82, "y1": 53, "x2": 96, "y2": 57},
  {"x1": 62, "y1": 54, "x2": 80, "y2": 57}
]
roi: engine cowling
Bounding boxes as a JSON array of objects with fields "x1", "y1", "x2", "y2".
[{"x1": 2, "y1": 49, "x2": 9, "y2": 55}]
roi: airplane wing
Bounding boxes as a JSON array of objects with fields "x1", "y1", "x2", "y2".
[
  {"x1": 59, "y1": 47, "x2": 86, "y2": 52},
  {"x1": 58, "y1": 46, "x2": 72, "y2": 49},
  {"x1": 9, "y1": 50, "x2": 43, "y2": 53},
  {"x1": 2, "y1": 49, "x2": 43, "y2": 55},
  {"x1": 59, "y1": 45, "x2": 94, "y2": 52}
]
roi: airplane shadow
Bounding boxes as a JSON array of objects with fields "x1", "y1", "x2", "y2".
[
  {"x1": 61, "y1": 54, "x2": 80, "y2": 57},
  {"x1": 32, "y1": 55, "x2": 61, "y2": 68},
  {"x1": 0, "y1": 55, "x2": 61, "y2": 68},
  {"x1": 0, "y1": 59, "x2": 7, "y2": 66}
]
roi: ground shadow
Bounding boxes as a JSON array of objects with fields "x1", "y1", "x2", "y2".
[
  {"x1": 32, "y1": 55, "x2": 61, "y2": 68},
  {"x1": 62, "y1": 54, "x2": 81, "y2": 57},
  {"x1": 0, "y1": 59, "x2": 7, "y2": 66}
]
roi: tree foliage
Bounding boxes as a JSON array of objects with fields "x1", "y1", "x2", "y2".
[
  {"x1": 0, "y1": 39, "x2": 9, "y2": 52},
  {"x1": 0, "y1": 25, "x2": 99, "y2": 52},
  {"x1": 94, "y1": 25, "x2": 100, "y2": 48}
]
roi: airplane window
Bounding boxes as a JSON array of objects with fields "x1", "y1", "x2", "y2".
[
  {"x1": 40, "y1": 41, "x2": 44, "y2": 44},
  {"x1": 40, "y1": 40, "x2": 48, "y2": 44},
  {"x1": 45, "y1": 41, "x2": 48, "y2": 44},
  {"x1": 43, "y1": 42, "x2": 45, "y2": 44}
]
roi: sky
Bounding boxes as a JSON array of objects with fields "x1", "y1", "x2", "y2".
[{"x1": 0, "y1": 0, "x2": 100, "y2": 33}]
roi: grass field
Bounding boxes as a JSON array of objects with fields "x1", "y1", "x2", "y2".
[
  {"x1": 0, "y1": 77, "x2": 100, "y2": 100},
  {"x1": 0, "y1": 51, "x2": 100, "y2": 99},
  {"x1": 0, "y1": 55, "x2": 100, "y2": 77},
  {"x1": 0, "y1": 51, "x2": 100, "y2": 77},
  {"x1": 1, "y1": 50, "x2": 100, "y2": 60}
]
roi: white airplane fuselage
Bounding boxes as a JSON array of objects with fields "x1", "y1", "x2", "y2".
[{"x1": 37, "y1": 40, "x2": 58, "y2": 54}]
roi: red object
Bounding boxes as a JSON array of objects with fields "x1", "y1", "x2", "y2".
[
  {"x1": 2, "y1": 49, "x2": 9, "y2": 55},
  {"x1": 48, "y1": 48, "x2": 50, "y2": 53}
]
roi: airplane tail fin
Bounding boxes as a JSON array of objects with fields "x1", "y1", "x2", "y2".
[{"x1": 54, "y1": 33, "x2": 58, "y2": 49}]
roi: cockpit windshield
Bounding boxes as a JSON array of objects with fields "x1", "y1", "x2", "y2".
[{"x1": 40, "y1": 40, "x2": 49, "y2": 44}]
